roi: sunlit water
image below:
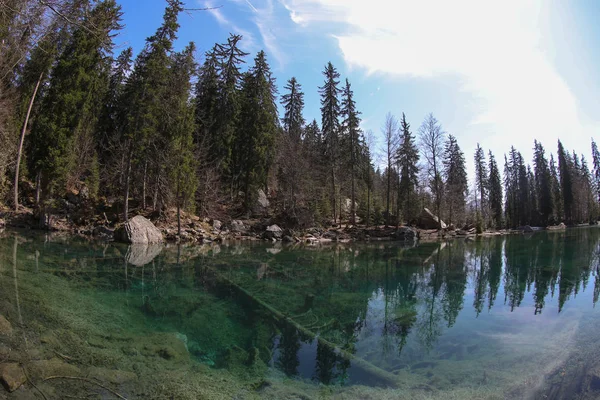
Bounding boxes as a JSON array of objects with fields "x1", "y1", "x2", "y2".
[{"x1": 1, "y1": 228, "x2": 599, "y2": 398}]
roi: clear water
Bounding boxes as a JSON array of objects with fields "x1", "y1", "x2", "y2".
[{"x1": 1, "y1": 228, "x2": 599, "y2": 399}]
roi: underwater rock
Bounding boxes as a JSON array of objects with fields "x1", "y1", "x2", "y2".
[
  {"x1": 0, "y1": 316, "x2": 12, "y2": 336},
  {"x1": 114, "y1": 215, "x2": 163, "y2": 244},
  {"x1": 125, "y1": 243, "x2": 163, "y2": 266},
  {"x1": 0, "y1": 363, "x2": 26, "y2": 392}
]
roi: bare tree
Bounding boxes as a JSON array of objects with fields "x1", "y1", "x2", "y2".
[
  {"x1": 419, "y1": 113, "x2": 445, "y2": 227},
  {"x1": 381, "y1": 113, "x2": 399, "y2": 227}
]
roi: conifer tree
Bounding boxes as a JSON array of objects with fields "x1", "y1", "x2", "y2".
[
  {"x1": 166, "y1": 43, "x2": 197, "y2": 236},
  {"x1": 29, "y1": 0, "x2": 122, "y2": 198},
  {"x1": 474, "y1": 143, "x2": 488, "y2": 218},
  {"x1": 281, "y1": 77, "x2": 305, "y2": 142},
  {"x1": 340, "y1": 79, "x2": 362, "y2": 225},
  {"x1": 591, "y1": 139, "x2": 600, "y2": 205},
  {"x1": 194, "y1": 46, "x2": 219, "y2": 146},
  {"x1": 397, "y1": 113, "x2": 419, "y2": 223},
  {"x1": 487, "y1": 151, "x2": 503, "y2": 228},
  {"x1": 443, "y1": 135, "x2": 467, "y2": 226},
  {"x1": 236, "y1": 51, "x2": 278, "y2": 212},
  {"x1": 533, "y1": 140, "x2": 553, "y2": 225},
  {"x1": 319, "y1": 62, "x2": 341, "y2": 223},
  {"x1": 549, "y1": 154, "x2": 562, "y2": 222},
  {"x1": 557, "y1": 140, "x2": 573, "y2": 223},
  {"x1": 120, "y1": 0, "x2": 182, "y2": 220}
]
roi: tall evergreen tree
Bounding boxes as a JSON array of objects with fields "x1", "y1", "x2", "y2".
[
  {"x1": 194, "y1": 46, "x2": 219, "y2": 146},
  {"x1": 487, "y1": 151, "x2": 503, "y2": 228},
  {"x1": 443, "y1": 135, "x2": 467, "y2": 226},
  {"x1": 29, "y1": 0, "x2": 122, "y2": 198},
  {"x1": 533, "y1": 140, "x2": 553, "y2": 225},
  {"x1": 397, "y1": 113, "x2": 419, "y2": 223},
  {"x1": 557, "y1": 140, "x2": 573, "y2": 223},
  {"x1": 340, "y1": 78, "x2": 362, "y2": 225},
  {"x1": 319, "y1": 62, "x2": 341, "y2": 223},
  {"x1": 474, "y1": 143, "x2": 488, "y2": 217},
  {"x1": 549, "y1": 154, "x2": 562, "y2": 222},
  {"x1": 236, "y1": 51, "x2": 279, "y2": 212},
  {"x1": 281, "y1": 77, "x2": 305, "y2": 142},
  {"x1": 591, "y1": 139, "x2": 600, "y2": 205},
  {"x1": 120, "y1": 0, "x2": 182, "y2": 220}
]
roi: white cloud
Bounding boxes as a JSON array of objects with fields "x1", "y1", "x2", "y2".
[
  {"x1": 283, "y1": 0, "x2": 597, "y2": 164},
  {"x1": 203, "y1": 0, "x2": 258, "y2": 52}
]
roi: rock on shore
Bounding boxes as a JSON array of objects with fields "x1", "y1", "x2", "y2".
[{"x1": 115, "y1": 215, "x2": 163, "y2": 244}]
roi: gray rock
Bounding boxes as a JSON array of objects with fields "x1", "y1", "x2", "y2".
[
  {"x1": 125, "y1": 244, "x2": 163, "y2": 266},
  {"x1": 230, "y1": 220, "x2": 246, "y2": 233},
  {"x1": 417, "y1": 208, "x2": 447, "y2": 229},
  {"x1": 212, "y1": 220, "x2": 222, "y2": 230},
  {"x1": 263, "y1": 224, "x2": 283, "y2": 240},
  {"x1": 114, "y1": 215, "x2": 163, "y2": 244},
  {"x1": 257, "y1": 189, "x2": 270, "y2": 209}
]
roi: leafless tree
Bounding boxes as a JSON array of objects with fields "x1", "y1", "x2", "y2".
[
  {"x1": 381, "y1": 112, "x2": 398, "y2": 227},
  {"x1": 419, "y1": 113, "x2": 445, "y2": 227}
]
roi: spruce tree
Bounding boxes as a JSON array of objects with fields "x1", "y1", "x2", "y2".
[
  {"x1": 29, "y1": 0, "x2": 122, "y2": 198},
  {"x1": 549, "y1": 154, "x2": 563, "y2": 222},
  {"x1": 340, "y1": 79, "x2": 362, "y2": 225},
  {"x1": 319, "y1": 62, "x2": 341, "y2": 223},
  {"x1": 474, "y1": 143, "x2": 488, "y2": 219},
  {"x1": 591, "y1": 139, "x2": 600, "y2": 206},
  {"x1": 397, "y1": 113, "x2": 420, "y2": 223},
  {"x1": 557, "y1": 140, "x2": 573, "y2": 223},
  {"x1": 487, "y1": 151, "x2": 503, "y2": 228},
  {"x1": 166, "y1": 43, "x2": 197, "y2": 236},
  {"x1": 281, "y1": 77, "x2": 305, "y2": 142},
  {"x1": 120, "y1": 0, "x2": 182, "y2": 220},
  {"x1": 533, "y1": 140, "x2": 553, "y2": 225},
  {"x1": 236, "y1": 51, "x2": 279, "y2": 212},
  {"x1": 443, "y1": 135, "x2": 467, "y2": 226}
]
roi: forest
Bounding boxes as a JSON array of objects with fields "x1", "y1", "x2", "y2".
[{"x1": 2, "y1": 0, "x2": 600, "y2": 234}]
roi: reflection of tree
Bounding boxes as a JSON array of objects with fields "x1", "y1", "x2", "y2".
[
  {"x1": 276, "y1": 325, "x2": 301, "y2": 377},
  {"x1": 416, "y1": 247, "x2": 444, "y2": 351},
  {"x1": 314, "y1": 341, "x2": 338, "y2": 384},
  {"x1": 442, "y1": 242, "x2": 467, "y2": 327}
]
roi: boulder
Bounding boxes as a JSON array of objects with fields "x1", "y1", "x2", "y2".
[
  {"x1": 0, "y1": 363, "x2": 26, "y2": 392},
  {"x1": 212, "y1": 220, "x2": 222, "y2": 230},
  {"x1": 392, "y1": 226, "x2": 417, "y2": 241},
  {"x1": 257, "y1": 189, "x2": 270, "y2": 209},
  {"x1": 262, "y1": 224, "x2": 283, "y2": 240},
  {"x1": 114, "y1": 215, "x2": 163, "y2": 244},
  {"x1": 230, "y1": 220, "x2": 246, "y2": 233},
  {"x1": 547, "y1": 223, "x2": 566, "y2": 230},
  {"x1": 0, "y1": 315, "x2": 12, "y2": 336},
  {"x1": 125, "y1": 244, "x2": 163, "y2": 266},
  {"x1": 30, "y1": 358, "x2": 81, "y2": 380},
  {"x1": 418, "y1": 208, "x2": 446, "y2": 229}
]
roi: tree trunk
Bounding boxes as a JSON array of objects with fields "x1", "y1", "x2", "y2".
[
  {"x1": 123, "y1": 141, "x2": 133, "y2": 222},
  {"x1": 153, "y1": 171, "x2": 160, "y2": 211},
  {"x1": 386, "y1": 164, "x2": 391, "y2": 227},
  {"x1": 142, "y1": 160, "x2": 148, "y2": 210},
  {"x1": 331, "y1": 168, "x2": 336, "y2": 224},
  {"x1": 35, "y1": 171, "x2": 41, "y2": 206},
  {"x1": 14, "y1": 72, "x2": 43, "y2": 212},
  {"x1": 366, "y1": 184, "x2": 371, "y2": 228},
  {"x1": 177, "y1": 175, "x2": 181, "y2": 237},
  {"x1": 350, "y1": 161, "x2": 356, "y2": 225}
]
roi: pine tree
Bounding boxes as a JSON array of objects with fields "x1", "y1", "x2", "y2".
[
  {"x1": 549, "y1": 153, "x2": 563, "y2": 223},
  {"x1": 591, "y1": 139, "x2": 600, "y2": 206},
  {"x1": 557, "y1": 140, "x2": 573, "y2": 223},
  {"x1": 474, "y1": 143, "x2": 488, "y2": 219},
  {"x1": 213, "y1": 34, "x2": 248, "y2": 177},
  {"x1": 443, "y1": 135, "x2": 467, "y2": 226},
  {"x1": 281, "y1": 77, "x2": 305, "y2": 142},
  {"x1": 166, "y1": 43, "x2": 197, "y2": 236},
  {"x1": 340, "y1": 79, "x2": 362, "y2": 225},
  {"x1": 236, "y1": 51, "x2": 279, "y2": 212},
  {"x1": 397, "y1": 113, "x2": 419, "y2": 223},
  {"x1": 487, "y1": 151, "x2": 503, "y2": 228},
  {"x1": 120, "y1": 0, "x2": 182, "y2": 220},
  {"x1": 517, "y1": 154, "x2": 530, "y2": 226},
  {"x1": 194, "y1": 46, "x2": 219, "y2": 146},
  {"x1": 29, "y1": 0, "x2": 122, "y2": 198},
  {"x1": 532, "y1": 141, "x2": 553, "y2": 225},
  {"x1": 319, "y1": 62, "x2": 341, "y2": 223}
]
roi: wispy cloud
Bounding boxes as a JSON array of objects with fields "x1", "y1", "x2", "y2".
[
  {"x1": 202, "y1": 0, "x2": 258, "y2": 52},
  {"x1": 283, "y1": 0, "x2": 598, "y2": 162}
]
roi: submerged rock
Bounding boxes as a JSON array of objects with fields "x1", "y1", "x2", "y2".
[
  {"x1": 114, "y1": 215, "x2": 163, "y2": 244},
  {"x1": 0, "y1": 363, "x2": 26, "y2": 392},
  {"x1": 0, "y1": 315, "x2": 12, "y2": 336},
  {"x1": 88, "y1": 367, "x2": 137, "y2": 385},
  {"x1": 30, "y1": 358, "x2": 81, "y2": 380}
]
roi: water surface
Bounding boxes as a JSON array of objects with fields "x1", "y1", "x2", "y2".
[{"x1": 1, "y1": 228, "x2": 599, "y2": 399}]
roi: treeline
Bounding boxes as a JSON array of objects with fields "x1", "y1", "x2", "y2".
[{"x1": 2, "y1": 0, "x2": 599, "y2": 232}]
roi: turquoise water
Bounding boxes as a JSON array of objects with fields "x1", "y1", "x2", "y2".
[{"x1": 1, "y1": 228, "x2": 599, "y2": 399}]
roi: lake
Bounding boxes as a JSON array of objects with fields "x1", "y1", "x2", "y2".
[{"x1": 1, "y1": 228, "x2": 599, "y2": 399}]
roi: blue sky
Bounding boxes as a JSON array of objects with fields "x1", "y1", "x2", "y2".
[{"x1": 116, "y1": 0, "x2": 600, "y2": 177}]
